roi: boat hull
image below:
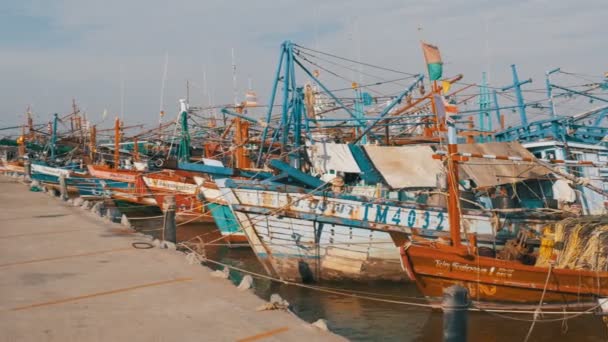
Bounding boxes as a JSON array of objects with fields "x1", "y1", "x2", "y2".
[
  {"x1": 195, "y1": 179, "x2": 248, "y2": 245},
  {"x1": 142, "y1": 171, "x2": 213, "y2": 223},
  {"x1": 400, "y1": 243, "x2": 608, "y2": 310},
  {"x1": 232, "y1": 209, "x2": 404, "y2": 282}
]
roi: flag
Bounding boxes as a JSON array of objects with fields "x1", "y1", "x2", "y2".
[
  {"x1": 434, "y1": 94, "x2": 458, "y2": 122},
  {"x1": 442, "y1": 80, "x2": 452, "y2": 94},
  {"x1": 421, "y1": 42, "x2": 443, "y2": 81}
]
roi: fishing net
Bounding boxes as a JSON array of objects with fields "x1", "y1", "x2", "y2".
[{"x1": 536, "y1": 216, "x2": 608, "y2": 271}]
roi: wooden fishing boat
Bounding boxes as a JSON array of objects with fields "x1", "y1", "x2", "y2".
[
  {"x1": 31, "y1": 162, "x2": 131, "y2": 198},
  {"x1": 400, "y1": 239, "x2": 608, "y2": 310},
  {"x1": 142, "y1": 170, "x2": 213, "y2": 223},
  {"x1": 92, "y1": 165, "x2": 149, "y2": 204},
  {"x1": 398, "y1": 119, "x2": 608, "y2": 312},
  {"x1": 193, "y1": 176, "x2": 248, "y2": 244},
  {"x1": 87, "y1": 164, "x2": 140, "y2": 183}
]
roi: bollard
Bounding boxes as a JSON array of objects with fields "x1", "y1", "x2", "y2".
[
  {"x1": 163, "y1": 195, "x2": 177, "y2": 243},
  {"x1": 442, "y1": 285, "x2": 469, "y2": 342},
  {"x1": 23, "y1": 160, "x2": 31, "y2": 181},
  {"x1": 59, "y1": 174, "x2": 69, "y2": 201}
]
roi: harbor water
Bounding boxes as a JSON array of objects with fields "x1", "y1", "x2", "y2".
[{"x1": 129, "y1": 216, "x2": 608, "y2": 342}]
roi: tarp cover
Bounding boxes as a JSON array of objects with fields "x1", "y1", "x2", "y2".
[
  {"x1": 456, "y1": 141, "x2": 550, "y2": 188},
  {"x1": 308, "y1": 142, "x2": 361, "y2": 174},
  {"x1": 364, "y1": 145, "x2": 442, "y2": 189}
]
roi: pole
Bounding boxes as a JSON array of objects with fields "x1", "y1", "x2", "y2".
[
  {"x1": 545, "y1": 68, "x2": 561, "y2": 117},
  {"x1": 90, "y1": 125, "x2": 97, "y2": 162},
  {"x1": 492, "y1": 90, "x2": 503, "y2": 131},
  {"x1": 501, "y1": 64, "x2": 531, "y2": 127},
  {"x1": 114, "y1": 117, "x2": 120, "y2": 169},
  {"x1": 23, "y1": 160, "x2": 31, "y2": 182},
  {"x1": 163, "y1": 195, "x2": 177, "y2": 243},
  {"x1": 442, "y1": 285, "x2": 469, "y2": 342},
  {"x1": 51, "y1": 113, "x2": 58, "y2": 160},
  {"x1": 178, "y1": 99, "x2": 191, "y2": 162},
  {"x1": 478, "y1": 72, "x2": 491, "y2": 141},
  {"x1": 257, "y1": 47, "x2": 286, "y2": 168},
  {"x1": 133, "y1": 136, "x2": 139, "y2": 162},
  {"x1": 59, "y1": 174, "x2": 68, "y2": 201},
  {"x1": 446, "y1": 118, "x2": 462, "y2": 247}
]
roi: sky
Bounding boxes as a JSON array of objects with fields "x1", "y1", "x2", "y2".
[{"x1": 0, "y1": 0, "x2": 606, "y2": 131}]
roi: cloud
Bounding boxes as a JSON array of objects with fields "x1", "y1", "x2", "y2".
[{"x1": 0, "y1": 0, "x2": 606, "y2": 131}]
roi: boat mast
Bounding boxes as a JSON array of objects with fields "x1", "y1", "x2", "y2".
[
  {"x1": 501, "y1": 64, "x2": 531, "y2": 127},
  {"x1": 133, "y1": 136, "x2": 139, "y2": 162},
  {"x1": 18, "y1": 125, "x2": 26, "y2": 157},
  {"x1": 89, "y1": 125, "x2": 97, "y2": 162},
  {"x1": 233, "y1": 105, "x2": 251, "y2": 169},
  {"x1": 114, "y1": 117, "x2": 121, "y2": 169},
  {"x1": 50, "y1": 113, "x2": 58, "y2": 160},
  {"x1": 177, "y1": 99, "x2": 191, "y2": 162},
  {"x1": 478, "y1": 72, "x2": 491, "y2": 141},
  {"x1": 26, "y1": 105, "x2": 33, "y2": 140},
  {"x1": 446, "y1": 118, "x2": 462, "y2": 247}
]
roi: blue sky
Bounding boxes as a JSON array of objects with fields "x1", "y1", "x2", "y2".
[{"x1": 0, "y1": 0, "x2": 606, "y2": 130}]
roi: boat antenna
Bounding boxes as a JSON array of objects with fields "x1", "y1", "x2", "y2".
[
  {"x1": 114, "y1": 117, "x2": 121, "y2": 169},
  {"x1": 160, "y1": 52, "x2": 169, "y2": 136},
  {"x1": 120, "y1": 64, "x2": 125, "y2": 122},
  {"x1": 232, "y1": 47, "x2": 238, "y2": 106}
]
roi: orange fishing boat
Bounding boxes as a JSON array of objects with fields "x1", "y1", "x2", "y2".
[
  {"x1": 141, "y1": 169, "x2": 214, "y2": 223},
  {"x1": 398, "y1": 119, "x2": 608, "y2": 312},
  {"x1": 87, "y1": 164, "x2": 140, "y2": 183}
]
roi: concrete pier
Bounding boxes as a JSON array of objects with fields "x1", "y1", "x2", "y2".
[{"x1": 0, "y1": 176, "x2": 344, "y2": 342}]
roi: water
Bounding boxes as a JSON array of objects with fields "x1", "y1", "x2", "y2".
[{"x1": 129, "y1": 216, "x2": 608, "y2": 341}]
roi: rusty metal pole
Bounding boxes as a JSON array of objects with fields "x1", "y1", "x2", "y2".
[
  {"x1": 163, "y1": 195, "x2": 177, "y2": 243},
  {"x1": 59, "y1": 174, "x2": 69, "y2": 201},
  {"x1": 442, "y1": 285, "x2": 469, "y2": 342}
]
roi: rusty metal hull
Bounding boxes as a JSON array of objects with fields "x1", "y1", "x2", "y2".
[{"x1": 401, "y1": 243, "x2": 608, "y2": 310}]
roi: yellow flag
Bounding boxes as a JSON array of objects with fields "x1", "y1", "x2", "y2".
[{"x1": 442, "y1": 80, "x2": 452, "y2": 94}]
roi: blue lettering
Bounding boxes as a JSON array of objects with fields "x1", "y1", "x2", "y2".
[
  {"x1": 391, "y1": 208, "x2": 402, "y2": 225},
  {"x1": 375, "y1": 205, "x2": 389, "y2": 224},
  {"x1": 407, "y1": 210, "x2": 416, "y2": 227},
  {"x1": 362, "y1": 203, "x2": 373, "y2": 221},
  {"x1": 422, "y1": 211, "x2": 430, "y2": 229},
  {"x1": 436, "y1": 212, "x2": 445, "y2": 231}
]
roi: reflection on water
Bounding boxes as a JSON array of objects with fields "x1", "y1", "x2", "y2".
[{"x1": 129, "y1": 216, "x2": 608, "y2": 342}]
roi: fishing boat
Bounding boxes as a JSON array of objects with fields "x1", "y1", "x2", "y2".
[
  {"x1": 140, "y1": 169, "x2": 214, "y2": 223},
  {"x1": 193, "y1": 175, "x2": 247, "y2": 244},
  {"x1": 399, "y1": 116, "x2": 608, "y2": 311},
  {"x1": 210, "y1": 41, "x2": 584, "y2": 282},
  {"x1": 217, "y1": 140, "x2": 571, "y2": 283}
]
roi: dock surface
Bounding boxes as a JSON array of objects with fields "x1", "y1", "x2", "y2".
[{"x1": 0, "y1": 176, "x2": 343, "y2": 342}]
